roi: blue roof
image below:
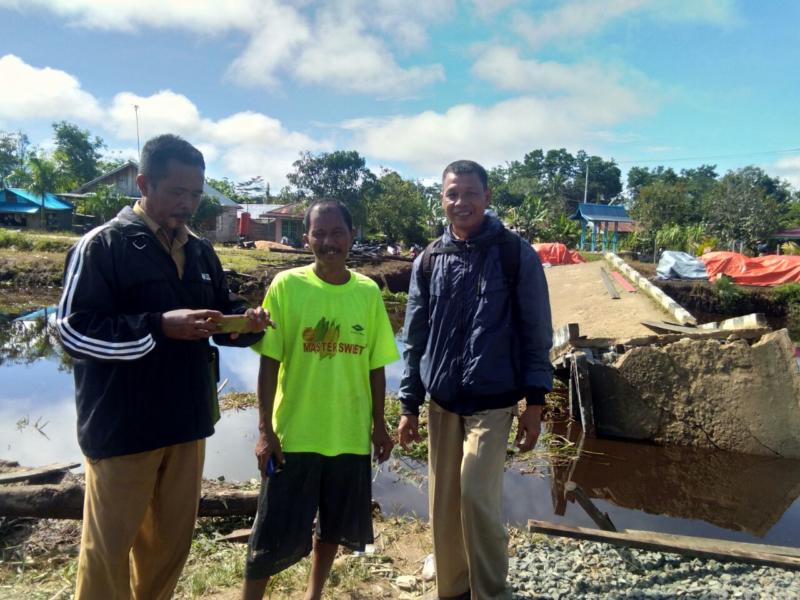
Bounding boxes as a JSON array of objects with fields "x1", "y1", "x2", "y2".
[
  {"x1": 569, "y1": 202, "x2": 632, "y2": 223},
  {"x1": 1, "y1": 188, "x2": 74, "y2": 211}
]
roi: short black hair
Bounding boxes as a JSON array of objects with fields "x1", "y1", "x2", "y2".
[
  {"x1": 442, "y1": 160, "x2": 488, "y2": 190},
  {"x1": 303, "y1": 199, "x2": 353, "y2": 231},
  {"x1": 139, "y1": 134, "x2": 205, "y2": 185}
]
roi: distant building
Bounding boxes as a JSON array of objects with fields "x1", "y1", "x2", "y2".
[
  {"x1": 238, "y1": 203, "x2": 304, "y2": 245},
  {"x1": 569, "y1": 202, "x2": 634, "y2": 252},
  {"x1": 0, "y1": 187, "x2": 74, "y2": 230},
  {"x1": 65, "y1": 161, "x2": 241, "y2": 242}
]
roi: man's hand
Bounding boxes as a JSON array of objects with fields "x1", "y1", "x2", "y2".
[
  {"x1": 398, "y1": 415, "x2": 421, "y2": 451},
  {"x1": 515, "y1": 405, "x2": 543, "y2": 453},
  {"x1": 229, "y1": 307, "x2": 276, "y2": 340},
  {"x1": 255, "y1": 429, "x2": 284, "y2": 476},
  {"x1": 162, "y1": 309, "x2": 223, "y2": 340},
  {"x1": 372, "y1": 421, "x2": 394, "y2": 463}
]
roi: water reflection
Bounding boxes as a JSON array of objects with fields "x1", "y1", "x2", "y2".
[{"x1": 2, "y1": 317, "x2": 800, "y2": 546}]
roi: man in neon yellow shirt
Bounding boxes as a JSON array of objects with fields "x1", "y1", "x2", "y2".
[{"x1": 242, "y1": 199, "x2": 399, "y2": 600}]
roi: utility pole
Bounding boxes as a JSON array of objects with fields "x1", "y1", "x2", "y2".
[
  {"x1": 583, "y1": 160, "x2": 589, "y2": 203},
  {"x1": 134, "y1": 105, "x2": 141, "y2": 161}
]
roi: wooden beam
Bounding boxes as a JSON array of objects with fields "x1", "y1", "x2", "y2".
[
  {"x1": 0, "y1": 483, "x2": 260, "y2": 519},
  {"x1": 0, "y1": 462, "x2": 80, "y2": 485},
  {"x1": 565, "y1": 482, "x2": 615, "y2": 531},
  {"x1": 640, "y1": 320, "x2": 701, "y2": 335},
  {"x1": 527, "y1": 520, "x2": 800, "y2": 571},
  {"x1": 571, "y1": 352, "x2": 595, "y2": 438},
  {"x1": 599, "y1": 267, "x2": 620, "y2": 299}
]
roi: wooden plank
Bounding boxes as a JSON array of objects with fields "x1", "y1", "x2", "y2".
[
  {"x1": 610, "y1": 270, "x2": 637, "y2": 293},
  {"x1": 599, "y1": 267, "x2": 620, "y2": 299},
  {"x1": 565, "y1": 482, "x2": 615, "y2": 531},
  {"x1": 571, "y1": 352, "x2": 595, "y2": 438},
  {"x1": 624, "y1": 530, "x2": 800, "y2": 560},
  {"x1": 0, "y1": 462, "x2": 80, "y2": 485},
  {"x1": 220, "y1": 528, "x2": 252, "y2": 543},
  {"x1": 527, "y1": 520, "x2": 800, "y2": 571},
  {"x1": 641, "y1": 320, "x2": 701, "y2": 335},
  {"x1": 571, "y1": 327, "x2": 772, "y2": 351}
]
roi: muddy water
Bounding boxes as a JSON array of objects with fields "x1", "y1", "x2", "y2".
[{"x1": 2, "y1": 315, "x2": 800, "y2": 549}]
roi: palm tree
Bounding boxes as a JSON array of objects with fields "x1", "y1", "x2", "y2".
[{"x1": 28, "y1": 156, "x2": 59, "y2": 229}]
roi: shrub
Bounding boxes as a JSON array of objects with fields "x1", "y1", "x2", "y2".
[{"x1": 713, "y1": 275, "x2": 745, "y2": 312}]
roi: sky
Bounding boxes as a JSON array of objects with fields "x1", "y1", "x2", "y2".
[{"x1": 0, "y1": 0, "x2": 798, "y2": 191}]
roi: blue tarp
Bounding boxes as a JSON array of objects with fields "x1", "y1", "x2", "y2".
[
  {"x1": 656, "y1": 251, "x2": 709, "y2": 280},
  {"x1": 2, "y1": 188, "x2": 73, "y2": 211}
]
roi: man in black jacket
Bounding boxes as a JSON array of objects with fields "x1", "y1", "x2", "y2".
[{"x1": 57, "y1": 134, "x2": 270, "y2": 600}]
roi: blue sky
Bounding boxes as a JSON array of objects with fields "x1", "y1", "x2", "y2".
[{"x1": 0, "y1": 0, "x2": 798, "y2": 191}]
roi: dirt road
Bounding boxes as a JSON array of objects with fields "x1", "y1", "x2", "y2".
[{"x1": 544, "y1": 260, "x2": 673, "y2": 340}]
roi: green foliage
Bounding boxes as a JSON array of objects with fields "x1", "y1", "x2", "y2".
[
  {"x1": 704, "y1": 166, "x2": 784, "y2": 251},
  {"x1": 540, "y1": 214, "x2": 581, "y2": 246},
  {"x1": 787, "y1": 302, "x2": 800, "y2": 341},
  {"x1": 287, "y1": 150, "x2": 376, "y2": 226},
  {"x1": 364, "y1": 171, "x2": 428, "y2": 245},
  {"x1": 0, "y1": 229, "x2": 75, "y2": 252},
  {"x1": 0, "y1": 130, "x2": 29, "y2": 186},
  {"x1": 781, "y1": 241, "x2": 800, "y2": 255},
  {"x1": 713, "y1": 275, "x2": 745, "y2": 312},
  {"x1": 52, "y1": 120, "x2": 104, "y2": 186},
  {"x1": 190, "y1": 195, "x2": 224, "y2": 231},
  {"x1": 74, "y1": 183, "x2": 130, "y2": 222},
  {"x1": 770, "y1": 283, "x2": 800, "y2": 307},
  {"x1": 507, "y1": 196, "x2": 548, "y2": 241}
]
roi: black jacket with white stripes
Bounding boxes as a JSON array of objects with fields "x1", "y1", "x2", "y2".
[{"x1": 57, "y1": 206, "x2": 262, "y2": 459}]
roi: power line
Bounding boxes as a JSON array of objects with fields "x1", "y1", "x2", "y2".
[{"x1": 615, "y1": 146, "x2": 800, "y2": 165}]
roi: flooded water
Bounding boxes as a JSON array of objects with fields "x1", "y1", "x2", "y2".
[{"x1": 2, "y1": 312, "x2": 800, "y2": 550}]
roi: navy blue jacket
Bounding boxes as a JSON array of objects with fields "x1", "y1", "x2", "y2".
[
  {"x1": 57, "y1": 206, "x2": 262, "y2": 459},
  {"x1": 398, "y1": 216, "x2": 553, "y2": 416}
]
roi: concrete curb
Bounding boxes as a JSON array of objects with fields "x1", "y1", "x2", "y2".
[{"x1": 603, "y1": 252, "x2": 697, "y2": 326}]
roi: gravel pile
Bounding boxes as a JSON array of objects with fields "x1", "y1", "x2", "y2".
[{"x1": 508, "y1": 537, "x2": 800, "y2": 599}]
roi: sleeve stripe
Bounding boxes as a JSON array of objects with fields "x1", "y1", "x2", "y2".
[{"x1": 57, "y1": 222, "x2": 156, "y2": 359}]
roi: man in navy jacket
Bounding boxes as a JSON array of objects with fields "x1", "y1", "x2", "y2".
[{"x1": 398, "y1": 160, "x2": 552, "y2": 600}]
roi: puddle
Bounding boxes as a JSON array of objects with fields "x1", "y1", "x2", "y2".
[{"x1": 2, "y1": 315, "x2": 800, "y2": 547}]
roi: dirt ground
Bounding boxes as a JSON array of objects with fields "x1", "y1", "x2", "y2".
[{"x1": 544, "y1": 261, "x2": 673, "y2": 340}]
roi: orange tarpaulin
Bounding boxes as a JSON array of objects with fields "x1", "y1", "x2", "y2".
[
  {"x1": 699, "y1": 251, "x2": 800, "y2": 286},
  {"x1": 533, "y1": 243, "x2": 586, "y2": 265}
]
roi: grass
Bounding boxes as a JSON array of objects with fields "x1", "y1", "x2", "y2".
[
  {"x1": 0, "y1": 229, "x2": 78, "y2": 253},
  {"x1": 578, "y1": 251, "x2": 604, "y2": 262}
]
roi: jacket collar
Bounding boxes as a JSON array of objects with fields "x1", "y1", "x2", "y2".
[{"x1": 442, "y1": 214, "x2": 505, "y2": 248}]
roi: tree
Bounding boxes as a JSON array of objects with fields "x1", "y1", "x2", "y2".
[
  {"x1": 286, "y1": 150, "x2": 376, "y2": 226},
  {"x1": 507, "y1": 196, "x2": 549, "y2": 242},
  {"x1": 0, "y1": 131, "x2": 29, "y2": 187},
  {"x1": 631, "y1": 180, "x2": 691, "y2": 232},
  {"x1": 52, "y1": 121, "x2": 104, "y2": 188},
  {"x1": 704, "y1": 167, "x2": 782, "y2": 251},
  {"x1": 75, "y1": 184, "x2": 130, "y2": 223},
  {"x1": 364, "y1": 171, "x2": 427, "y2": 245},
  {"x1": 28, "y1": 155, "x2": 61, "y2": 228}
]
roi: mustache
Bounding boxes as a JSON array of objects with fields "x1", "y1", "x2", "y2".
[{"x1": 321, "y1": 246, "x2": 343, "y2": 254}]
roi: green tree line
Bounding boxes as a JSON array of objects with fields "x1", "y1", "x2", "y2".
[{"x1": 2, "y1": 123, "x2": 798, "y2": 250}]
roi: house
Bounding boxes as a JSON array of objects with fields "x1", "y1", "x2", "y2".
[
  {"x1": 68, "y1": 161, "x2": 241, "y2": 243},
  {"x1": 0, "y1": 187, "x2": 74, "y2": 230},
  {"x1": 569, "y1": 202, "x2": 634, "y2": 252},
  {"x1": 239, "y1": 203, "x2": 304, "y2": 245}
]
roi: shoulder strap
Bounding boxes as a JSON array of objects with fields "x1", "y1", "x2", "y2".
[
  {"x1": 420, "y1": 238, "x2": 443, "y2": 291},
  {"x1": 497, "y1": 228, "x2": 522, "y2": 291}
]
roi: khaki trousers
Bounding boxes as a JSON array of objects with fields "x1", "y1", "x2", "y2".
[
  {"x1": 428, "y1": 401, "x2": 514, "y2": 600},
  {"x1": 75, "y1": 439, "x2": 205, "y2": 600}
]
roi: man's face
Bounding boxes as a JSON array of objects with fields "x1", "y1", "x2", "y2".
[
  {"x1": 441, "y1": 171, "x2": 491, "y2": 239},
  {"x1": 304, "y1": 206, "x2": 354, "y2": 270},
  {"x1": 137, "y1": 160, "x2": 204, "y2": 232}
]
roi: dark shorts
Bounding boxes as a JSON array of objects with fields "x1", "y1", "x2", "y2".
[{"x1": 245, "y1": 452, "x2": 374, "y2": 580}]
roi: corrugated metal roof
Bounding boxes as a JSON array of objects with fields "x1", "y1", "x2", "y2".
[
  {"x1": 569, "y1": 202, "x2": 632, "y2": 223},
  {"x1": 0, "y1": 202, "x2": 39, "y2": 214},
  {"x1": 3, "y1": 188, "x2": 74, "y2": 211},
  {"x1": 771, "y1": 227, "x2": 800, "y2": 239}
]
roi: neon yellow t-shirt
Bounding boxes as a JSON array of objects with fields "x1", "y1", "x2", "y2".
[{"x1": 251, "y1": 264, "x2": 400, "y2": 456}]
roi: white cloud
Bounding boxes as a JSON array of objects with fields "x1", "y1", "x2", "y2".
[
  {"x1": 513, "y1": 0, "x2": 737, "y2": 48},
  {"x1": 0, "y1": 55, "x2": 102, "y2": 124},
  {"x1": 472, "y1": 0, "x2": 518, "y2": 18},
  {"x1": 345, "y1": 93, "x2": 640, "y2": 175},
  {"x1": 774, "y1": 156, "x2": 800, "y2": 190},
  {"x1": 472, "y1": 46, "x2": 649, "y2": 116},
  {"x1": 0, "y1": 0, "x2": 258, "y2": 32},
  {"x1": 2, "y1": 0, "x2": 446, "y2": 96},
  {"x1": 292, "y1": 6, "x2": 445, "y2": 96}
]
